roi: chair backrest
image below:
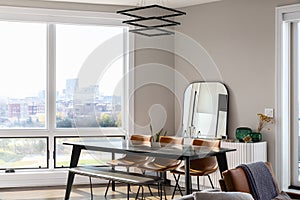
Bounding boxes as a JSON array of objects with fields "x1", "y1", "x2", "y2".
[
  {"x1": 130, "y1": 134, "x2": 152, "y2": 146},
  {"x1": 130, "y1": 134, "x2": 152, "y2": 142},
  {"x1": 159, "y1": 136, "x2": 183, "y2": 145},
  {"x1": 153, "y1": 136, "x2": 183, "y2": 168},
  {"x1": 220, "y1": 162, "x2": 280, "y2": 194},
  {"x1": 190, "y1": 139, "x2": 221, "y2": 172}
]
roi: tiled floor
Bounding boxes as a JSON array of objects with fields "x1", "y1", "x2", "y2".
[{"x1": 0, "y1": 184, "x2": 181, "y2": 200}]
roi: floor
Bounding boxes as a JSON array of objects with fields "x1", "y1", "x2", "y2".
[{"x1": 0, "y1": 184, "x2": 182, "y2": 200}]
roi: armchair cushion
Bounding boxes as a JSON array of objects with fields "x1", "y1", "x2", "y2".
[
  {"x1": 173, "y1": 191, "x2": 254, "y2": 200},
  {"x1": 193, "y1": 191, "x2": 254, "y2": 200},
  {"x1": 272, "y1": 192, "x2": 292, "y2": 200}
]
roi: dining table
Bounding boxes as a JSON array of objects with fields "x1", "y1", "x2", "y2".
[{"x1": 63, "y1": 139, "x2": 236, "y2": 200}]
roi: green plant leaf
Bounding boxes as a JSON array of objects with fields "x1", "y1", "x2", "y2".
[
  {"x1": 163, "y1": 131, "x2": 167, "y2": 136},
  {"x1": 150, "y1": 124, "x2": 153, "y2": 135}
]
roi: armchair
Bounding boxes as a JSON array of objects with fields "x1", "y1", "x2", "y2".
[{"x1": 220, "y1": 162, "x2": 296, "y2": 200}]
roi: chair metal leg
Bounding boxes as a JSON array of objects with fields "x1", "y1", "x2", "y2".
[
  {"x1": 177, "y1": 177, "x2": 183, "y2": 196},
  {"x1": 135, "y1": 185, "x2": 141, "y2": 200},
  {"x1": 159, "y1": 183, "x2": 163, "y2": 200},
  {"x1": 126, "y1": 167, "x2": 132, "y2": 192},
  {"x1": 89, "y1": 177, "x2": 93, "y2": 200},
  {"x1": 141, "y1": 169, "x2": 154, "y2": 196},
  {"x1": 158, "y1": 182, "x2": 161, "y2": 199},
  {"x1": 127, "y1": 183, "x2": 130, "y2": 200},
  {"x1": 158, "y1": 183, "x2": 160, "y2": 198},
  {"x1": 197, "y1": 176, "x2": 200, "y2": 191},
  {"x1": 207, "y1": 174, "x2": 214, "y2": 189},
  {"x1": 171, "y1": 174, "x2": 183, "y2": 199},
  {"x1": 147, "y1": 185, "x2": 153, "y2": 196},
  {"x1": 104, "y1": 180, "x2": 111, "y2": 197},
  {"x1": 163, "y1": 183, "x2": 167, "y2": 200}
]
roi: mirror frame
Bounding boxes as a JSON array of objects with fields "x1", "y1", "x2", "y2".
[{"x1": 182, "y1": 81, "x2": 229, "y2": 139}]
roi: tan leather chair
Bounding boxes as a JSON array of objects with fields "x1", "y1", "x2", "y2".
[
  {"x1": 171, "y1": 139, "x2": 221, "y2": 198},
  {"x1": 219, "y1": 162, "x2": 300, "y2": 200},
  {"x1": 219, "y1": 162, "x2": 280, "y2": 194},
  {"x1": 136, "y1": 136, "x2": 184, "y2": 172},
  {"x1": 105, "y1": 134, "x2": 152, "y2": 197},
  {"x1": 107, "y1": 134, "x2": 152, "y2": 167}
]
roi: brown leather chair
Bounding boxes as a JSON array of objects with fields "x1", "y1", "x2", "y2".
[
  {"x1": 171, "y1": 139, "x2": 221, "y2": 198},
  {"x1": 136, "y1": 136, "x2": 184, "y2": 172},
  {"x1": 219, "y1": 162, "x2": 280, "y2": 194},
  {"x1": 105, "y1": 134, "x2": 152, "y2": 197},
  {"x1": 107, "y1": 134, "x2": 152, "y2": 167},
  {"x1": 219, "y1": 162, "x2": 300, "y2": 199}
]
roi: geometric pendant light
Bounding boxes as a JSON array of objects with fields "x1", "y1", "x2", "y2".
[{"x1": 117, "y1": 4, "x2": 186, "y2": 37}]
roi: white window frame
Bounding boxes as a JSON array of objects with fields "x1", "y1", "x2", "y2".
[
  {"x1": 276, "y1": 4, "x2": 300, "y2": 192},
  {"x1": 0, "y1": 6, "x2": 134, "y2": 187}
]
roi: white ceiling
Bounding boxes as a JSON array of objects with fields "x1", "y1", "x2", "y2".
[{"x1": 41, "y1": 0, "x2": 221, "y2": 8}]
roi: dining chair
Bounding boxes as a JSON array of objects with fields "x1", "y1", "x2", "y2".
[
  {"x1": 107, "y1": 134, "x2": 152, "y2": 168},
  {"x1": 135, "y1": 136, "x2": 184, "y2": 199},
  {"x1": 105, "y1": 134, "x2": 152, "y2": 197},
  {"x1": 171, "y1": 139, "x2": 221, "y2": 199},
  {"x1": 136, "y1": 136, "x2": 184, "y2": 173},
  {"x1": 135, "y1": 136, "x2": 183, "y2": 198}
]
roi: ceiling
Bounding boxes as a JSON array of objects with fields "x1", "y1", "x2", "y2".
[{"x1": 41, "y1": 0, "x2": 221, "y2": 8}]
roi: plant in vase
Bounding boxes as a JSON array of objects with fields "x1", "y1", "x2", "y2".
[
  {"x1": 150, "y1": 124, "x2": 167, "y2": 142},
  {"x1": 252, "y1": 113, "x2": 274, "y2": 142}
]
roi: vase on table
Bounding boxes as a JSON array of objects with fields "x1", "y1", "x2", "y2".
[
  {"x1": 236, "y1": 127, "x2": 252, "y2": 142},
  {"x1": 250, "y1": 132, "x2": 262, "y2": 142}
]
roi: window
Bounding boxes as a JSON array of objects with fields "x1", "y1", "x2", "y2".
[
  {"x1": 54, "y1": 136, "x2": 123, "y2": 168},
  {"x1": 0, "y1": 137, "x2": 48, "y2": 169},
  {"x1": 0, "y1": 7, "x2": 130, "y2": 172},
  {"x1": 276, "y1": 5, "x2": 300, "y2": 190},
  {"x1": 55, "y1": 24, "x2": 124, "y2": 128},
  {"x1": 0, "y1": 21, "x2": 47, "y2": 129}
]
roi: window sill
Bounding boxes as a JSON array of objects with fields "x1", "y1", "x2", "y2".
[
  {"x1": 286, "y1": 189, "x2": 300, "y2": 198},
  {"x1": 0, "y1": 169, "x2": 108, "y2": 188}
]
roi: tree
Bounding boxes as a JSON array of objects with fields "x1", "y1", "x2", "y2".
[
  {"x1": 56, "y1": 117, "x2": 73, "y2": 128},
  {"x1": 98, "y1": 113, "x2": 116, "y2": 127}
]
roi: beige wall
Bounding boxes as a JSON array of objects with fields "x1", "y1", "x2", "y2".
[
  {"x1": 174, "y1": 0, "x2": 300, "y2": 167},
  {"x1": 134, "y1": 36, "x2": 175, "y2": 135}
]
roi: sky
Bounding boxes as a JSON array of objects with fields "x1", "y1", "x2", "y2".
[{"x1": 0, "y1": 21, "x2": 124, "y2": 99}]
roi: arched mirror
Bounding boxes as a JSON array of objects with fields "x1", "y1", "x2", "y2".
[{"x1": 182, "y1": 82, "x2": 228, "y2": 139}]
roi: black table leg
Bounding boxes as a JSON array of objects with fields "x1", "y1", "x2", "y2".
[
  {"x1": 216, "y1": 152, "x2": 229, "y2": 178},
  {"x1": 185, "y1": 157, "x2": 191, "y2": 195},
  {"x1": 64, "y1": 145, "x2": 82, "y2": 200},
  {"x1": 111, "y1": 152, "x2": 116, "y2": 191}
]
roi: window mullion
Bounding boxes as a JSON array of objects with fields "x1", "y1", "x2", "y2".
[{"x1": 48, "y1": 23, "x2": 56, "y2": 169}]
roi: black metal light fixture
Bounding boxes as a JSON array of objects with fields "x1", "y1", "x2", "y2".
[{"x1": 117, "y1": 4, "x2": 186, "y2": 37}]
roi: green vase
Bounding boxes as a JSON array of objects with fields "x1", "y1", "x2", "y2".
[
  {"x1": 250, "y1": 132, "x2": 262, "y2": 142},
  {"x1": 236, "y1": 127, "x2": 252, "y2": 142}
]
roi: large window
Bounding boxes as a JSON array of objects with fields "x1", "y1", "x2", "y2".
[
  {"x1": 55, "y1": 24, "x2": 124, "y2": 128},
  {"x1": 0, "y1": 21, "x2": 47, "y2": 129},
  {"x1": 0, "y1": 7, "x2": 129, "y2": 171}
]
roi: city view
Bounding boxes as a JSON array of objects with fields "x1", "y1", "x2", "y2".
[{"x1": 0, "y1": 78, "x2": 122, "y2": 129}]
